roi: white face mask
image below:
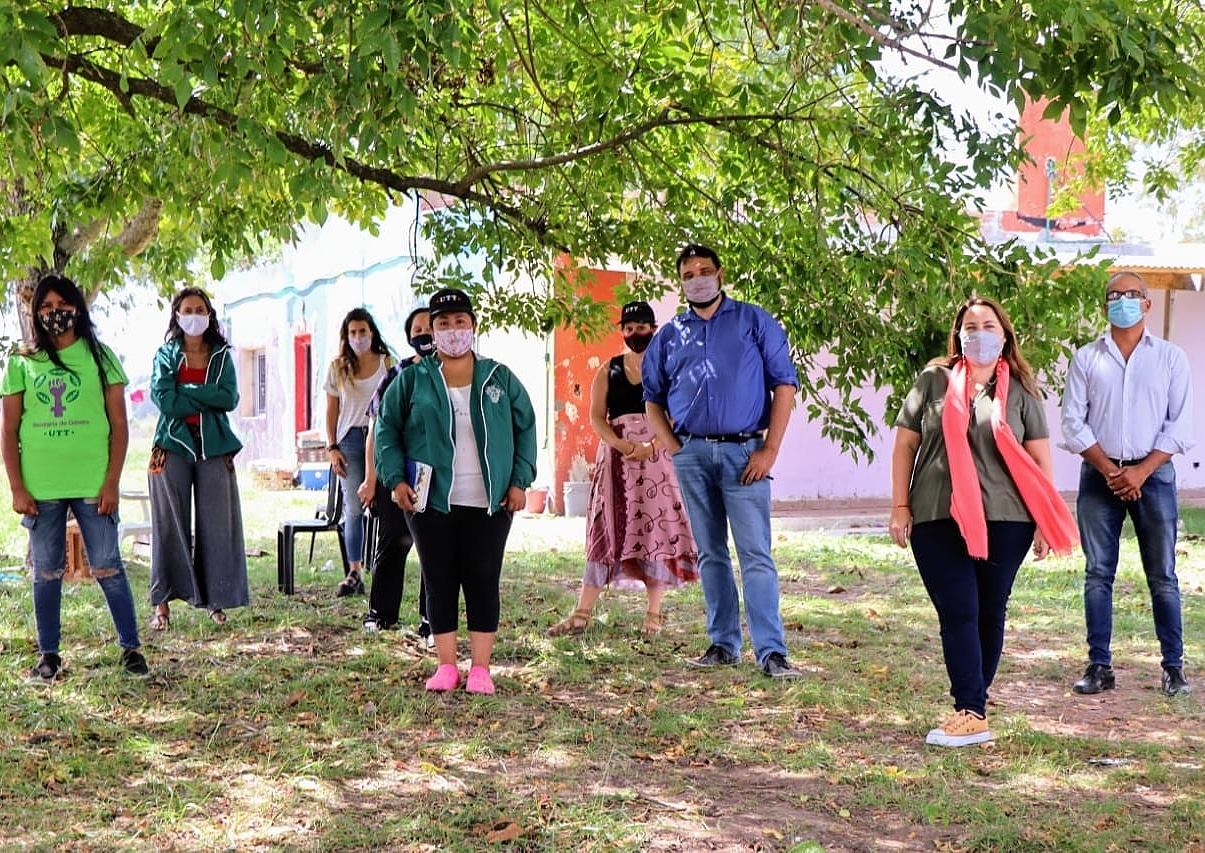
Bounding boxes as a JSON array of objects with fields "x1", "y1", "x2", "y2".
[
  {"x1": 434, "y1": 328, "x2": 475, "y2": 358},
  {"x1": 683, "y1": 274, "x2": 721, "y2": 305},
  {"x1": 959, "y1": 330, "x2": 1004, "y2": 366},
  {"x1": 348, "y1": 335, "x2": 373, "y2": 354},
  {"x1": 177, "y1": 313, "x2": 209, "y2": 337}
]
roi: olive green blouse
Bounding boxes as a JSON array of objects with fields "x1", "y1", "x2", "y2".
[{"x1": 894, "y1": 365, "x2": 1049, "y2": 524}]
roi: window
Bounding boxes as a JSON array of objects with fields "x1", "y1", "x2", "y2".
[
  {"x1": 253, "y1": 350, "x2": 268, "y2": 416},
  {"x1": 238, "y1": 348, "x2": 269, "y2": 418}
]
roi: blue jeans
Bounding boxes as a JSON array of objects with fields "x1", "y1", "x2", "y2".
[
  {"x1": 337, "y1": 426, "x2": 368, "y2": 565},
  {"x1": 23, "y1": 499, "x2": 141, "y2": 655},
  {"x1": 910, "y1": 519, "x2": 1034, "y2": 715},
  {"x1": 1077, "y1": 461, "x2": 1183, "y2": 668},
  {"x1": 671, "y1": 436, "x2": 786, "y2": 665}
]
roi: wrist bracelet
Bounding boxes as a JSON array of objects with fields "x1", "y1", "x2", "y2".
[
  {"x1": 327, "y1": 444, "x2": 340, "y2": 451},
  {"x1": 894, "y1": 504, "x2": 910, "y2": 508}
]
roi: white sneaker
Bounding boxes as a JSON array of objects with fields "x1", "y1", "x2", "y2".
[{"x1": 925, "y1": 709, "x2": 994, "y2": 747}]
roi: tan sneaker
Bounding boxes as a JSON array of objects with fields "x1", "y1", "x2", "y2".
[{"x1": 925, "y1": 709, "x2": 993, "y2": 747}]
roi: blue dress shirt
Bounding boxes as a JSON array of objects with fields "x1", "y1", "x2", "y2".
[
  {"x1": 1060, "y1": 329, "x2": 1195, "y2": 460},
  {"x1": 642, "y1": 295, "x2": 798, "y2": 436}
]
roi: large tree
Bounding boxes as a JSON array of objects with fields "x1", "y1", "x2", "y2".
[{"x1": 2, "y1": 0, "x2": 1201, "y2": 449}]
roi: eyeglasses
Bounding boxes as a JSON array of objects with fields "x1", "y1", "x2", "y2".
[{"x1": 1105, "y1": 290, "x2": 1146, "y2": 302}]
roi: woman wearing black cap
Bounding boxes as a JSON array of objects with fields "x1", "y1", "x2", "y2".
[
  {"x1": 358, "y1": 305, "x2": 434, "y2": 637},
  {"x1": 374, "y1": 288, "x2": 537, "y2": 694},
  {"x1": 548, "y1": 301, "x2": 698, "y2": 639}
]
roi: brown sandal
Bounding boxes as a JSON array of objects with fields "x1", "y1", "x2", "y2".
[
  {"x1": 547, "y1": 608, "x2": 593, "y2": 637},
  {"x1": 641, "y1": 611, "x2": 665, "y2": 637},
  {"x1": 148, "y1": 607, "x2": 170, "y2": 631}
]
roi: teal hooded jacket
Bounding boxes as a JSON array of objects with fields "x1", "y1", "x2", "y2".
[
  {"x1": 374, "y1": 355, "x2": 537, "y2": 515},
  {"x1": 151, "y1": 338, "x2": 243, "y2": 460}
]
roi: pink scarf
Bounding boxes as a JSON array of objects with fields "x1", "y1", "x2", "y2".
[{"x1": 941, "y1": 358, "x2": 1078, "y2": 559}]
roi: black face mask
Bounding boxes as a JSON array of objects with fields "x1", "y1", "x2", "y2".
[
  {"x1": 39, "y1": 308, "x2": 78, "y2": 336},
  {"x1": 409, "y1": 334, "x2": 435, "y2": 357},
  {"x1": 623, "y1": 332, "x2": 654, "y2": 353}
]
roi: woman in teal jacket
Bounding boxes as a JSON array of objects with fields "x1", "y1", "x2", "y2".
[
  {"x1": 375, "y1": 288, "x2": 537, "y2": 695},
  {"x1": 147, "y1": 287, "x2": 249, "y2": 629}
]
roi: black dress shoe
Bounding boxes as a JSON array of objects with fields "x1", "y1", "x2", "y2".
[
  {"x1": 761, "y1": 652, "x2": 803, "y2": 679},
  {"x1": 688, "y1": 644, "x2": 739, "y2": 667},
  {"x1": 1072, "y1": 663, "x2": 1116, "y2": 695},
  {"x1": 1162, "y1": 666, "x2": 1191, "y2": 697}
]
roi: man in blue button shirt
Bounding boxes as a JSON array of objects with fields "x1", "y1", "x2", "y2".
[
  {"x1": 643, "y1": 244, "x2": 802, "y2": 678},
  {"x1": 1061, "y1": 271, "x2": 1194, "y2": 698}
]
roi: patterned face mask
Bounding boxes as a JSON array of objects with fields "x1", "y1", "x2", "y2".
[
  {"x1": 39, "y1": 308, "x2": 77, "y2": 336},
  {"x1": 434, "y1": 328, "x2": 475, "y2": 358}
]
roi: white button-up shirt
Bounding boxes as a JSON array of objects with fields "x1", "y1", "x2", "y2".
[{"x1": 1061, "y1": 329, "x2": 1195, "y2": 460}]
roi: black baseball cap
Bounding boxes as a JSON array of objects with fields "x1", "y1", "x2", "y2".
[
  {"x1": 427, "y1": 288, "x2": 475, "y2": 319},
  {"x1": 618, "y1": 300, "x2": 656, "y2": 326},
  {"x1": 675, "y1": 244, "x2": 721, "y2": 272}
]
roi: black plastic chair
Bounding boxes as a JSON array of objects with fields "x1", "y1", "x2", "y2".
[{"x1": 277, "y1": 468, "x2": 349, "y2": 595}]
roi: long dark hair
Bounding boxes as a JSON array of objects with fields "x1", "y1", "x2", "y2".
[
  {"x1": 165, "y1": 286, "x2": 228, "y2": 348},
  {"x1": 337, "y1": 308, "x2": 390, "y2": 379},
  {"x1": 28, "y1": 274, "x2": 116, "y2": 391},
  {"x1": 931, "y1": 296, "x2": 1039, "y2": 397}
]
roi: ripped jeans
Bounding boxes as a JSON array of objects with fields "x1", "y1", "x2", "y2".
[{"x1": 23, "y1": 499, "x2": 141, "y2": 655}]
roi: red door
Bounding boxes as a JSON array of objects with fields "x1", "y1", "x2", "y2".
[{"x1": 293, "y1": 334, "x2": 312, "y2": 434}]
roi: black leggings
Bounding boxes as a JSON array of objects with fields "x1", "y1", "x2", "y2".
[
  {"x1": 407, "y1": 505, "x2": 512, "y2": 634},
  {"x1": 367, "y1": 480, "x2": 425, "y2": 627}
]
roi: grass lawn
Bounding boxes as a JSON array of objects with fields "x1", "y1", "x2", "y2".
[{"x1": 0, "y1": 470, "x2": 1201, "y2": 851}]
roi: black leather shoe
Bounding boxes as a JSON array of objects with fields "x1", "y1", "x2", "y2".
[
  {"x1": 761, "y1": 652, "x2": 803, "y2": 679},
  {"x1": 1072, "y1": 663, "x2": 1116, "y2": 694},
  {"x1": 29, "y1": 653, "x2": 62, "y2": 682},
  {"x1": 688, "y1": 644, "x2": 739, "y2": 667},
  {"x1": 1162, "y1": 666, "x2": 1191, "y2": 697}
]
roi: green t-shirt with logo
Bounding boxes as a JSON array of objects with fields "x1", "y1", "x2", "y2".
[{"x1": 1, "y1": 339, "x2": 127, "y2": 500}]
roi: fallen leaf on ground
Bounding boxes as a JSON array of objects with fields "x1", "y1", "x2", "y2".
[{"x1": 485, "y1": 820, "x2": 523, "y2": 842}]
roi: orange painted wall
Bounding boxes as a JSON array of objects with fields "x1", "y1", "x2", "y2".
[
  {"x1": 552, "y1": 266, "x2": 626, "y2": 513},
  {"x1": 1005, "y1": 98, "x2": 1104, "y2": 236}
]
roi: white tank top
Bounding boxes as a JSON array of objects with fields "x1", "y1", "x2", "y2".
[{"x1": 447, "y1": 384, "x2": 489, "y2": 508}]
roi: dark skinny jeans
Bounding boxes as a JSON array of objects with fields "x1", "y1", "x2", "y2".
[{"x1": 910, "y1": 519, "x2": 1035, "y2": 716}]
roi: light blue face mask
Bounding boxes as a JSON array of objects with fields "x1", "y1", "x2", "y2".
[
  {"x1": 1107, "y1": 296, "x2": 1144, "y2": 329},
  {"x1": 959, "y1": 329, "x2": 1004, "y2": 365}
]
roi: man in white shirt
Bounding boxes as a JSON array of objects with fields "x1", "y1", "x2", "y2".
[{"x1": 1061, "y1": 272, "x2": 1194, "y2": 697}]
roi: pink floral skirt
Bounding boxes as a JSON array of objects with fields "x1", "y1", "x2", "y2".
[{"x1": 583, "y1": 414, "x2": 699, "y2": 589}]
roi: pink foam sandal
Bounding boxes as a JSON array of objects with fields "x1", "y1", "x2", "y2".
[
  {"x1": 465, "y1": 665, "x2": 495, "y2": 695},
  {"x1": 425, "y1": 663, "x2": 461, "y2": 692}
]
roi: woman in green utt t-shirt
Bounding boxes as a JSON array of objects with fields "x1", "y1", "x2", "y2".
[{"x1": 0, "y1": 274, "x2": 148, "y2": 681}]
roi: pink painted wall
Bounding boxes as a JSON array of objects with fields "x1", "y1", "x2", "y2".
[{"x1": 768, "y1": 290, "x2": 1205, "y2": 499}]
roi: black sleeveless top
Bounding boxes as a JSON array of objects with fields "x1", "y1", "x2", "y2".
[{"x1": 605, "y1": 356, "x2": 645, "y2": 418}]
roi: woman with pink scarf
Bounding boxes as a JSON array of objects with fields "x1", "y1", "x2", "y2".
[{"x1": 889, "y1": 297, "x2": 1076, "y2": 748}]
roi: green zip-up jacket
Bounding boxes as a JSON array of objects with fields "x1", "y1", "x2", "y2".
[
  {"x1": 151, "y1": 338, "x2": 243, "y2": 460},
  {"x1": 374, "y1": 355, "x2": 537, "y2": 515}
]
